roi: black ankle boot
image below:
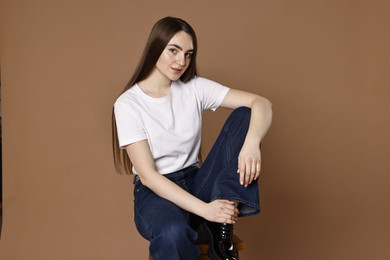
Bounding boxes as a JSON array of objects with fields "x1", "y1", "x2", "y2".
[{"x1": 199, "y1": 221, "x2": 238, "y2": 260}]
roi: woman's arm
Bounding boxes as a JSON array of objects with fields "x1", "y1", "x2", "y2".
[
  {"x1": 220, "y1": 89, "x2": 273, "y2": 187},
  {"x1": 126, "y1": 140, "x2": 239, "y2": 223}
]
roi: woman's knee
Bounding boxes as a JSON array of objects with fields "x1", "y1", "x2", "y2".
[
  {"x1": 231, "y1": 106, "x2": 251, "y2": 119},
  {"x1": 225, "y1": 107, "x2": 251, "y2": 132}
]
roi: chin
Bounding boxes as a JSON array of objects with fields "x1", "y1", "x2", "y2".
[{"x1": 170, "y1": 75, "x2": 182, "y2": 81}]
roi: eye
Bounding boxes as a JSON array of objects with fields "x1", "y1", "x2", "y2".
[
  {"x1": 168, "y1": 48, "x2": 178, "y2": 54},
  {"x1": 185, "y1": 52, "x2": 193, "y2": 59}
]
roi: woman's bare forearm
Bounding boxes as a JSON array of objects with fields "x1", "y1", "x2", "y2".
[
  {"x1": 126, "y1": 140, "x2": 238, "y2": 223},
  {"x1": 244, "y1": 96, "x2": 273, "y2": 145}
]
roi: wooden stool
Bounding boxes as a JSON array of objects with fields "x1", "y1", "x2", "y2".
[{"x1": 148, "y1": 234, "x2": 246, "y2": 260}]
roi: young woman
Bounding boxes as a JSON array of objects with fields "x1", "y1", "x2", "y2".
[{"x1": 112, "y1": 16, "x2": 272, "y2": 260}]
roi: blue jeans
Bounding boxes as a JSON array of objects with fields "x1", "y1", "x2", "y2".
[{"x1": 133, "y1": 107, "x2": 260, "y2": 260}]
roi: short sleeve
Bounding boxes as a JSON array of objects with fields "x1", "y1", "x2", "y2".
[
  {"x1": 192, "y1": 77, "x2": 230, "y2": 111},
  {"x1": 114, "y1": 99, "x2": 147, "y2": 148}
]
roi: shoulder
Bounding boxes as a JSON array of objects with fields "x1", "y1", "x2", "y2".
[
  {"x1": 114, "y1": 86, "x2": 143, "y2": 116},
  {"x1": 114, "y1": 86, "x2": 139, "y2": 107}
]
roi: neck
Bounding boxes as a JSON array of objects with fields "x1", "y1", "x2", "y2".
[{"x1": 138, "y1": 69, "x2": 172, "y2": 98}]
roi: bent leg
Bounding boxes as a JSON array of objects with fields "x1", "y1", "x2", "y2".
[{"x1": 193, "y1": 107, "x2": 260, "y2": 217}]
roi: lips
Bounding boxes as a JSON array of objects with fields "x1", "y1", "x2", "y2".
[{"x1": 171, "y1": 67, "x2": 183, "y2": 74}]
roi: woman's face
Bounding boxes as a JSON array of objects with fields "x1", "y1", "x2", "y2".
[{"x1": 155, "y1": 31, "x2": 194, "y2": 82}]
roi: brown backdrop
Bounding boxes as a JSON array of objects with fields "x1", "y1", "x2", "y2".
[{"x1": 1, "y1": 0, "x2": 389, "y2": 259}]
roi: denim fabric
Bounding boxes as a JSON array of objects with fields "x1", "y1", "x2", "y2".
[
  {"x1": 133, "y1": 167, "x2": 199, "y2": 260},
  {"x1": 193, "y1": 107, "x2": 260, "y2": 217},
  {"x1": 133, "y1": 107, "x2": 260, "y2": 260}
]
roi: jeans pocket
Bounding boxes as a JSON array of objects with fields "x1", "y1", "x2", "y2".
[{"x1": 134, "y1": 180, "x2": 144, "y2": 197}]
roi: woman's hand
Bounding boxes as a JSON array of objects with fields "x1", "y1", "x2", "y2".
[
  {"x1": 202, "y1": 200, "x2": 239, "y2": 224},
  {"x1": 238, "y1": 142, "x2": 262, "y2": 187}
]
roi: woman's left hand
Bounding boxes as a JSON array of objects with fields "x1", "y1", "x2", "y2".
[{"x1": 238, "y1": 142, "x2": 261, "y2": 187}]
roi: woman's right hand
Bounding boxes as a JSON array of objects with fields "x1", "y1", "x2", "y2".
[{"x1": 202, "y1": 200, "x2": 239, "y2": 224}]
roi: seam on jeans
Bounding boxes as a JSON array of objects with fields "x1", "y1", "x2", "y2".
[{"x1": 194, "y1": 137, "x2": 225, "y2": 197}]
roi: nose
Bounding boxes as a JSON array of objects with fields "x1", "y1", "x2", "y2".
[{"x1": 176, "y1": 53, "x2": 186, "y2": 67}]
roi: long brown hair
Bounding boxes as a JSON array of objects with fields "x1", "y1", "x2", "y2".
[{"x1": 112, "y1": 17, "x2": 199, "y2": 175}]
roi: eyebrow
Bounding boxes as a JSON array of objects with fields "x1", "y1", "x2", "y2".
[{"x1": 168, "y1": 44, "x2": 194, "y2": 53}]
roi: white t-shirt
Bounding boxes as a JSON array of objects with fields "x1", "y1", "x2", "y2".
[{"x1": 114, "y1": 76, "x2": 230, "y2": 174}]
